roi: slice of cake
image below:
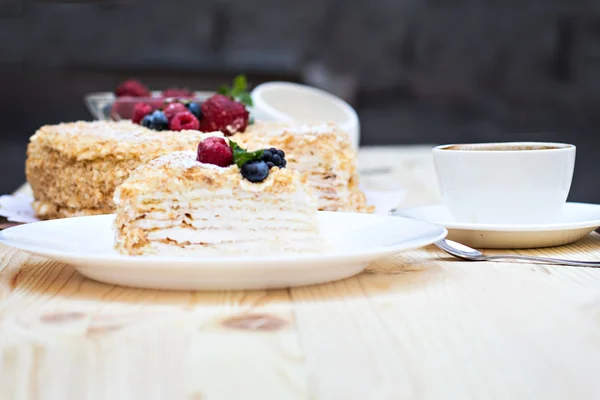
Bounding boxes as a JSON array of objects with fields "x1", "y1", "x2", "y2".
[
  {"x1": 114, "y1": 137, "x2": 326, "y2": 256},
  {"x1": 26, "y1": 121, "x2": 223, "y2": 219},
  {"x1": 233, "y1": 122, "x2": 373, "y2": 213}
]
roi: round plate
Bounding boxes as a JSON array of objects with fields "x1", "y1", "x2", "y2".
[
  {"x1": 0, "y1": 212, "x2": 446, "y2": 290},
  {"x1": 394, "y1": 203, "x2": 600, "y2": 249}
]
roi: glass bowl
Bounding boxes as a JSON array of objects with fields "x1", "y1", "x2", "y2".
[{"x1": 84, "y1": 91, "x2": 214, "y2": 121}]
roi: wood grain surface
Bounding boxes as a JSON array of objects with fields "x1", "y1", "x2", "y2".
[{"x1": 2, "y1": 146, "x2": 600, "y2": 400}]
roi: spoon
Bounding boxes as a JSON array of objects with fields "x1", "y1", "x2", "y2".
[{"x1": 435, "y1": 239, "x2": 600, "y2": 267}]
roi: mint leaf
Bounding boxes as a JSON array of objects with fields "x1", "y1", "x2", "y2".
[
  {"x1": 237, "y1": 92, "x2": 253, "y2": 107},
  {"x1": 229, "y1": 140, "x2": 263, "y2": 168},
  {"x1": 232, "y1": 75, "x2": 247, "y2": 95},
  {"x1": 217, "y1": 85, "x2": 230, "y2": 95},
  {"x1": 234, "y1": 150, "x2": 263, "y2": 168},
  {"x1": 229, "y1": 140, "x2": 245, "y2": 157},
  {"x1": 218, "y1": 75, "x2": 253, "y2": 107}
]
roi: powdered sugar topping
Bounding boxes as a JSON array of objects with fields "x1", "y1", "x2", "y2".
[
  {"x1": 147, "y1": 151, "x2": 199, "y2": 169},
  {"x1": 145, "y1": 151, "x2": 226, "y2": 171}
]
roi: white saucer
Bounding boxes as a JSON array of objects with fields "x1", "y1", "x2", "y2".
[
  {"x1": 0, "y1": 212, "x2": 446, "y2": 291},
  {"x1": 393, "y1": 203, "x2": 600, "y2": 249}
]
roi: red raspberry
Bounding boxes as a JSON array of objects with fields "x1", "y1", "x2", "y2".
[
  {"x1": 197, "y1": 137, "x2": 233, "y2": 167},
  {"x1": 110, "y1": 99, "x2": 134, "y2": 120},
  {"x1": 115, "y1": 79, "x2": 150, "y2": 97},
  {"x1": 162, "y1": 88, "x2": 194, "y2": 98},
  {"x1": 131, "y1": 102, "x2": 154, "y2": 124},
  {"x1": 169, "y1": 111, "x2": 200, "y2": 131},
  {"x1": 147, "y1": 98, "x2": 165, "y2": 110},
  {"x1": 163, "y1": 102, "x2": 189, "y2": 121},
  {"x1": 199, "y1": 94, "x2": 249, "y2": 136}
]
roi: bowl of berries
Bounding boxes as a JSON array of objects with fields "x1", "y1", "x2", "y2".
[
  {"x1": 84, "y1": 75, "x2": 253, "y2": 122},
  {"x1": 85, "y1": 76, "x2": 255, "y2": 135},
  {"x1": 85, "y1": 80, "x2": 210, "y2": 121}
]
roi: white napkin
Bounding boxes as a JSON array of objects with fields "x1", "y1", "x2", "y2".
[
  {"x1": 0, "y1": 194, "x2": 38, "y2": 223},
  {"x1": 362, "y1": 187, "x2": 406, "y2": 215}
]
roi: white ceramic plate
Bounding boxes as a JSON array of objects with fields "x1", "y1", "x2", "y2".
[
  {"x1": 0, "y1": 212, "x2": 446, "y2": 290},
  {"x1": 394, "y1": 203, "x2": 600, "y2": 249}
]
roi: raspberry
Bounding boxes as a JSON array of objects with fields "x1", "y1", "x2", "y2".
[
  {"x1": 109, "y1": 101, "x2": 129, "y2": 121},
  {"x1": 112, "y1": 98, "x2": 162, "y2": 121},
  {"x1": 162, "y1": 88, "x2": 194, "y2": 98},
  {"x1": 199, "y1": 94, "x2": 249, "y2": 136},
  {"x1": 197, "y1": 137, "x2": 233, "y2": 167},
  {"x1": 163, "y1": 102, "x2": 189, "y2": 121},
  {"x1": 131, "y1": 102, "x2": 154, "y2": 124},
  {"x1": 170, "y1": 111, "x2": 200, "y2": 131},
  {"x1": 147, "y1": 98, "x2": 165, "y2": 110},
  {"x1": 115, "y1": 79, "x2": 150, "y2": 97}
]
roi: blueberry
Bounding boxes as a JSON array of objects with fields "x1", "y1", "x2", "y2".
[
  {"x1": 141, "y1": 114, "x2": 153, "y2": 128},
  {"x1": 269, "y1": 148, "x2": 277, "y2": 153},
  {"x1": 186, "y1": 102, "x2": 203, "y2": 120},
  {"x1": 149, "y1": 110, "x2": 169, "y2": 131},
  {"x1": 266, "y1": 161, "x2": 274, "y2": 169},
  {"x1": 276, "y1": 149, "x2": 285, "y2": 158},
  {"x1": 272, "y1": 154, "x2": 282, "y2": 165},
  {"x1": 281, "y1": 159, "x2": 287, "y2": 168},
  {"x1": 241, "y1": 160, "x2": 269, "y2": 182}
]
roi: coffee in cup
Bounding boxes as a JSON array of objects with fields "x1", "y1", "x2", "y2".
[{"x1": 432, "y1": 142, "x2": 576, "y2": 224}]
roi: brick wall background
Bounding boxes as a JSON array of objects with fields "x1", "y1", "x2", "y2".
[{"x1": 1, "y1": 0, "x2": 599, "y2": 201}]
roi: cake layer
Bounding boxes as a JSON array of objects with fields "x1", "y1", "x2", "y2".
[
  {"x1": 26, "y1": 121, "x2": 223, "y2": 219},
  {"x1": 114, "y1": 151, "x2": 326, "y2": 256},
  {"x1": 233, "y1": 122, "x2": 373, "y2": 213},
  {"x1": 32, "y1": 201, "x2": 114, "y2": 220},
  {"x1": 124, "y1": 197, "x2": 319, "y2": 245},
  {"x1": 133, "y1": 211, "x2": 316, "y2": 230}
]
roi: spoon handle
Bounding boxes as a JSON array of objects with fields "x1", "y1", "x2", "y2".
[{"x1": 485, "y1": 254, "x2": 600, "y2": 267}]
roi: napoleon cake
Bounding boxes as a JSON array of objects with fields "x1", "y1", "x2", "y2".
[
  {"x1": 26, "y1": 120, "x2": 223, "y2": 220},
  {"x1": 114, "y1": 137, "x2": 326, "y2": 256},
  {"x1": 233, "y1": 122, "x2": 373, "y2": 213}
]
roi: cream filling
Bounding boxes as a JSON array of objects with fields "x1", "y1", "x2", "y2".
[
  {"x1": 294, "y1": 164, "x2": 353, "y2": 184},
  {"x1": 135, "y1": 202, "x2": 313, "y2": 216},
  {"x1": 304, "y1": 175, "x2": 356, "y2": 210},
  {"x1": 124, "y1": 187, "x2": 322, "y2": 246},
  {"x1": 146, "y1": 226, "x2": 320, "y2": 244},
  {"x1": 134, "y1": 213, "x2": 317, "y2": 230},
  {"x1": 116, "y1": 170, "x2": 334, "y2": 254},
  {"x1": 136, "y1": 189, "x2": 302, "y2": 203}
]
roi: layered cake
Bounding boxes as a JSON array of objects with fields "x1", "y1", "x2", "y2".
[
  {"x1": 234, "y1": 122, "x2": 373, "y2": 213},
  {"x1": 27, "y1": 91, "x2": 373, "y2": 220},
  {"x1": 114, "y1": 137, "x2": 326, "y2": 256},
  {"x1": 26, "y1": 121, "x2": 223, "y2": 219}
]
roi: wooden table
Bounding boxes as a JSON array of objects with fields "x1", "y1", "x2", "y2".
[{"x1": 3, "y1": 146, "x2": 600, "y2": 400}]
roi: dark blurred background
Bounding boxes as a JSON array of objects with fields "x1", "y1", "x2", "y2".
[{"x1": 1, "y1": 0, "x2": 599, "y2": 201}]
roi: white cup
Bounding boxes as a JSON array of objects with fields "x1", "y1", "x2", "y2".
[
  {"x1": 432, "y1": 142, "x2": 576, "y2": 224},
  {"x1": 251, "y1": 82, "x2": 360, "y2": 149}
]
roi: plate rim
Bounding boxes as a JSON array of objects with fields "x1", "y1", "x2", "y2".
[
  {"x1": 0, "y1": 212, "x2": 447, "y2": 268},
  {"x1": 395, "y1": 202, "x2": 600, "y2": 232}
]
